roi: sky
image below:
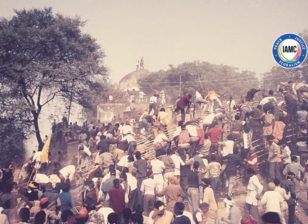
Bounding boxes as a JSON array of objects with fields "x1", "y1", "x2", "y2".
[{"x1": 1, "y1": 0, "x2": 308, "y2": 82}]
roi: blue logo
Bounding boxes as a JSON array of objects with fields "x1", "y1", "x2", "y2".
[{"x1": 272, "y1": 33, "x2": 307, "y2": 68}]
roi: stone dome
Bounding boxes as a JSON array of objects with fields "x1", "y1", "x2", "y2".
[{"x1": 118, "y1": 69, "x2": 150, "y2": 91}]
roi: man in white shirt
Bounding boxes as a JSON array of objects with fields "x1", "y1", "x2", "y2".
[
  {"x1": 121, "y1": 169, "x2": 138, "y2": 210},
  {"x1": 221, "y1": 135, "x2": 234, "y2": 157},
  {"x1": 261, "y1": 182, "x2": 284, "y2": 222},
  {"x1": 245, "y1": 168, "x2": 263, "y2": 222},
  {"x1": 150, "y1": 155, "x2": 165, "y2": 195},
  {"x1": 153, "y1": 130, "x2": 170, "y2": 151},
  {"x1": 59, "y1": 165, "x2": 76, "y2": 182},
  {"x1": 141, "y1": 171, "x2": 156, "y2": 216},
  {"x1": 121, "y1": 122, "x2": 135, "y2": 137},
  {"x1": 281, "y1": 143, "x2": 291, "y2": 167},
  {"x1": 170, "y1": 150, "x2": 185, "y2": 176},
  {"x1": 149, "y1": 94, "x2": 159, "y2": 115},
  {"x1": 97, "y1": 206, "x2": 114, "y2": 224}
]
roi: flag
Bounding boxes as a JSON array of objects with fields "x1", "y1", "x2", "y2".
[{"x1": 40, "y1": 135, "x2": 52, "y2": 164}]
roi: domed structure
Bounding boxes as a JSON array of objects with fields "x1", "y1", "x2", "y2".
[{"x1": 118, "y1": 69, "x2": 150, "y2": 91}]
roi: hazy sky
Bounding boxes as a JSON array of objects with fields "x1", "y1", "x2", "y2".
[{"x1": 1, "y1": 0, "x2": 308, "y2": 82}]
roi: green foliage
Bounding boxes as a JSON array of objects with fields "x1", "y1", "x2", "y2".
[
  {"x1": 0, "y1": 8, "x2": 107, "y2": 149},
  {"x1": 0, "y1": 118, "x2": 24, "y2": 168},
  {"x1": 139, "y1": 61, "x2": 259, "y2": 102}
]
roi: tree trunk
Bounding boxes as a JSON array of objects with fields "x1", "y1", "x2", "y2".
[{"x1": 33, "y1": 112, "x2": 44, "y2": 151}]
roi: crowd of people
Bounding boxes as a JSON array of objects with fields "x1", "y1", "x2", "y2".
[{"x1": 0, "y1": 81, "x2": 307, "y2": 224}]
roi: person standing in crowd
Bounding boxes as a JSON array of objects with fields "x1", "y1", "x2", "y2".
[
  {"x1": 207, "y1": 122, "x2": 224, "y2": 154},
  {"x1": 281, "y1": 142, "x2": 291, "y2": 169},
  {"x1": 148, "y1": 200, "x2": 173, "y2": 224},
  {"x1": 149, "y1": 94, "x2": 159, "y2": 115},
  {"x1": 187, "y1": 161, "x2": 200, "y2": 214},
  {"x1": 222, "y1": 196, "x2": 242, "y2": 224},
  {"x1": 281, "y1": 90, "x2": 298, "y2": 123},
  {"x1": 133, "y1": 151, "x2": 149, "y2": 188},
  {"x1": 121, "y1": 168, "x2": 138, "y2": 211},
  {"x1": 140, "y1": 170, "x2": 156, "y2": 216},
  {"x1": 157, "y1": 108, "x2": 170, "y2": 127},
  {"x1": 223, "y1": 147, "x2": 241, "y2": 198},
  {"x1": 262, "y1": 109, "x2": 275, "y2": 138},
  {"x1": 156, "y1": 176, "x2": 186, "y2": 212},
  {"x1": 267, "y1": 135, "x2": 282, "y2": 181},
  {"x1": 202, "y1": 178, "x2": 218, "y2": 224},
  {"x1": 160, "y1": 149, "x2": 175, "y2": 186},
  {"x1": 108, "y1": 179, "x2": 125, "y2": 215},
  {"x1": 204, "y1": 90, "x2": 222, "y2": 113},
  {"x1": 261, "y1": 182, "x2": 284, "y2": 224},
  {"x1": 57, "y1": 183, "x2": 73, "y2": 212},
  {"x1": 273, "y1": 178, "x2": 290, "y2": 222},
  {"x1": 173, "y1": 202, "x2": 191, "y2": 224},
  {"x1": 194, "y1": 202, "x2": 210, "y2": 224},
  {"x1": 175, "y1": 94, "x2": 192, "y2": 122},
  {"x1": 207, "y1": 154, "x2": 222, "y2": 198},
  {"x1": 150, "y1": 152, "x2": 165, "y2": 198},
  {"x1": 283, "y1": 155, "x2": 304, "y2": 196},
  {"x1": 245, "y1": 168, "x2": 263, "y2": 222},
  {"x1": 170, "y1": 149, "x2": 185, "y2": 177},
  {"x1": 282, "y1": 172, "x2": 297, "y2": 224}
]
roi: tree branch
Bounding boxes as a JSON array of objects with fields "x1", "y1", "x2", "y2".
[
  {"x1": 40, "y1": 90, "x2": 61, "y2": 107},
  {"x1": 37, "y1": 85, "x2": 43, "y2": 112}
]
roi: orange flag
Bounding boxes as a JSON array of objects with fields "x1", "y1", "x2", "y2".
[{"x1": 40, "y1": 135, "x2": 51, "y2": 164}]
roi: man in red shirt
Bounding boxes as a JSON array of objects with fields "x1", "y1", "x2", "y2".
[
  {"x1": 108, "y1": 179, "x2": 126, "y2": 214},
  {"x1": 207, "y1": 123, "x2": 224, "y2": 154},
  {"x1": 175, "y1": 94, "x2": 192, "y2": 122}
]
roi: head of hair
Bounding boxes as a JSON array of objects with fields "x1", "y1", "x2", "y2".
[
  {"x1": 291, "y1": 155, "x2": 298, "y2": 162},
  {"x1": 120, "y1": 172, "x2": 127, "y2": 181},
  {"x1": 146, "y1": 170, "x2": 153, "y2": 177},
  {"x1": 261, "y1": 212, "x2": 281, "y2": 224},
  {"x1": 160, "y1": 108, "x2": 165, "y2": 112},
  {"x1": 131, "y1": 212, "x2": 143, "y2": 224},
  {"x1": 113, "y1": 179, "x2": 120, "y2": 188},
  {"x1": 154, "y1": 200, "x2": 164, "y2": 209},
  {"x1": 61, "y1": 209, "x2": 74, "y2": 222},
  {"x1": 199, "y1": 202, "x2": 209, "y2": 210},
  {"x1": 19, "y1": 207, "x2": 30, "y2": 222},
  {"x1": 135, "y1": 151, "x2": 141, "y2": 160},
  {"x1": 233, "y1": 147, "x2": 239, "y2": 154},
  {"x1": 273, "y1": 178, "x2": 280, "y2": 186},
  {"x1": 268, "y1": 90, "x2": 274, "y2": 96},
  {"x1": 234, "y1": 114, "x2": 241, "y2": 120},
  {"x1": 247, "y1": 168, "x2": 256, "y2": 175},
  {"x1": 210, "y1": 154, "x2": 217, "y2": 162},
  {"x1": 202, "y1": 178, "x2": 211, "y2": 187},
  {"x1": 107, "y1": 212, "x2": 119, "y2": 224},
  {"x1": 62, "y1": 182, "x2": 70, "y2": 192},
  {"x1": 226, "y1": 134, "x2": 233, "y2": 141},
  {"x1": 193, "y1": 161, "x2": 200, "y2": 170},
  {"x1": 34, "y1": 211, "x2": 46, "y2": 224},
  {"x1": 266, "y1": 135, "x2": 275, "y2": 142},
  {"x1": 174, "y1": 202, "x2": 185, "y2": 215},
  {"x1": 123, "y1": 208, "x2": 132, "y2": 220}
]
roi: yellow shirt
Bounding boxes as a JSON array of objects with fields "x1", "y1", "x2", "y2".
[{"x1": 158, "y1": 111, "x2": 170, "y2": 126}]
